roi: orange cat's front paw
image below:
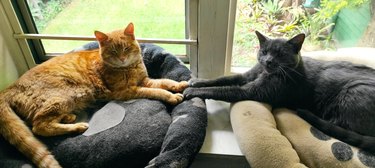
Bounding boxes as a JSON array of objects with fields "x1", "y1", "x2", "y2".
[
  {"x1": 74, "y1": 122, "x2": 89, "y2": 133},
  {"x1": 171, "y1": 81, "x2": 189, "y2": 92},
  {"x1": 167, "y1": 93, "x2": 184, "y2": 105}
]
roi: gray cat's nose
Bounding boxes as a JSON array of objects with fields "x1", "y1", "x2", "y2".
[{"x1": 265, "y1": 60, "x2": 274, "y2": 68}]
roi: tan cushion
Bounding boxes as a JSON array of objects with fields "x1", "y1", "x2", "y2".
[
  {"x1": 230, "y1": 101, "x2": 307, "y2": 168},
  {"x1": 274, "y1": 108, "x2": 370, "y2": 168}
]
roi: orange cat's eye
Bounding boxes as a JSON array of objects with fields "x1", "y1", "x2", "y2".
[
  {"x1": 111, "y1": 50, "x2": 118, "y2": 55},
  {"x1": 123, "y1": 47, "x2": 130, "y2": 52}
]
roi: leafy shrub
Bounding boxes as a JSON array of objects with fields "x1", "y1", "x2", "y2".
[
  {"x1": 232, "y1": 0, "x2": 369, "y2": 67},
  {"x1": 28, "y1": 0, "x2": 73, "y2": 32}
]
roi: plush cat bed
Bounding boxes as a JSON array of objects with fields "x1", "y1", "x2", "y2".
[
  {"x1": 230, "y1": 52, "x2": 375, "y2": 168},
  {"x1": 0, "y1": 43, "x2": 207, "y2": 168}
]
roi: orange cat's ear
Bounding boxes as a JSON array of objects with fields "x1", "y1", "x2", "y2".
[
  {"x1": 124, "y1": 23, "x2": 135, "y2": 40},
  {"x1": 94, "y1": 31, "x2": 108, "y2": 43}
]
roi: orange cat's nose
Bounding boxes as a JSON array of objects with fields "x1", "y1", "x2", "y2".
[{"x1": 119, "y1": 57, "x2": 126, "y2": 62}]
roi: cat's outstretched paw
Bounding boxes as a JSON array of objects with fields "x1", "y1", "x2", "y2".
[
  {"x1": 167, "y1": 93, "x2": 184, "y2": 105},
  {"x1": 183, "y1": 87, "x2": 196, "y2": 100},
  {"x1": 189, "y1": 78, "x2": 209, "y2": 87},
  {"x1": 74, "y1": 122, "x2": 89, "y2": 133},
  {"x1": 171, "y1": 81, "x2": 189, "y2": 92}
]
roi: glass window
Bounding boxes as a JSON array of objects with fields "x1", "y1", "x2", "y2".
[
  {"x1": 14, "y1": 0, "x2": 188, "y2": 62},
  {"x1": 232, "y1": 0, "x2": 375, "y2": 73}
]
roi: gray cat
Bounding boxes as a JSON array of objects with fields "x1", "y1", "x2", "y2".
[{"x1": 183, "y1": 31, "x2": 375, "y2": 153}]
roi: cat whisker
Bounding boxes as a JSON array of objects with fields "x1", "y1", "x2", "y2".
[
  {"x1": 277, "y1": 67, "x2": 287, "y2": 81},
  {"x1": 280, "y1": 65, "x2": 304, "y2": 77},
  {"x1": 278, "y1": 66, "x2": 297, "y2": 84}
]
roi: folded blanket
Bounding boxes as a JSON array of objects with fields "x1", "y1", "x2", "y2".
[{"x1": 0, "y1": 43, "x2": 207, "y2": 168}]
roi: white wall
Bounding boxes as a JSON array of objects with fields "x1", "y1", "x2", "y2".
[{"x1": 0, "y1": 1, "x2": 29, "y2": 90}]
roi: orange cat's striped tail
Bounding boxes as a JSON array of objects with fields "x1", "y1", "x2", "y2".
[{"x1": 0, "y1": 101, "x2": 62, "y2": 168}]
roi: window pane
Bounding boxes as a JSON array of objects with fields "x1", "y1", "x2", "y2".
[
  {"x1": 41, "y1": 40, "x2": 187, "y2": 56},
  {"x1": 26, "y1": 0, "x2": 186, "y2": 53},
  {"x1": 41, "y1": 40, "x2": 88, "y2": 53},
  {"x1": 232, "y1": 0, "x2": 375, "y2": 72}
]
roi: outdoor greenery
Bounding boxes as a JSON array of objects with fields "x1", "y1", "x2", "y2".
[
  {"x1": 29, "y1": 0, "x2": 72, "y2": 31},
  {"x1": 28, "y1": 0, "x2": 370, "y2": 67},
  {"x1": 28, "y1": 0, "x2": 185, "y2": 54},
  {"x1": 232, "y1": 0, "x2": 370, "y2": 67}
]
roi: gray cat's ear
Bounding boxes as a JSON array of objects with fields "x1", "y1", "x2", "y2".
[
  {"x1": 124, "y1": 22, "x2": 135, "y2": 40},
  {"x1": 288, "y1": 33, "x2": 305, "y2": 52},
  {"x1": 255, "y1": 31, "x2": 269, "y2": 46},
  {"x1": 94, "y1": 31, "x2": 108, "y2": 43}
]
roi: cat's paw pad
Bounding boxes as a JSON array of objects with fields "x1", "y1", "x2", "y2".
[
  {"x1": 167, "y1": 93, "x2": 184, "y2": 105},
  {"x1": 74, "y1": 122, "x2": 89, "y2": 133},
  {"x1": 189, "y1": 78, "x2": 208, "y2": 87},
  {"x1": 61, "y1": 114, "x2": 77, "y2": 124}
]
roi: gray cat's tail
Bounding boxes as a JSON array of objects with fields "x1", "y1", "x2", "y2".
[
  {"x1": 297, "y1": 109, "x2": 375, "y2": 154},
  {"x1": 0, "y1": 101, "x2": 62, "y2": 168}
]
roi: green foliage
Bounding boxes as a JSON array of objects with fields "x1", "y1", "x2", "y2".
[
  {"x1": 28, "y1": 0, "x2": 73, "y2": 32},
  {"x1": 260, "y1": 0, "x2": 284, "y2": 16},
  {"x1": 316, "y1": 0, "x2": 368, "y2": 20},
  {"x1": 232, "y1": 0, "x2": 369, "y2": 67},
  {"x1": 30, "y1": 0, "x2": 186, "y2": 54}
]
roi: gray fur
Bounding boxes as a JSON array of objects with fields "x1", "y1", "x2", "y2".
[{"x1": 184, "y1": 31, "x2": 375, "y2": 153}]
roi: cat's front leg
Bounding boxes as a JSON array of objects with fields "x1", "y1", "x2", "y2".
[
  {"x1": 183, "y1": 86, "x2": 249, "y2": 102},
  {"x1": 189, "y1": 74, "x2": 246, "y2": 87},
  {"x1": 143, "y1": 78, "x2": 188, "y2": 92},
  {"x1": 135, "y1": 87, "x2": 184, "y2": 105}
]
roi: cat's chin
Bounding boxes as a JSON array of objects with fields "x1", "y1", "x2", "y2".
[
  {"x1": 106, "y1": 58, "x2": 138, "y2": 67},
  {"x1": 104, "y1": 61, "x2": 128, "y2": 69},
  {"x1": 265, "y1": 69, "x2": 276, "y2": 74},
  {"x1": 111, "y1": 64, "x2": 130, "y2": 69},
  {"x1": 262, "y1": 65, "x2": 277, "y2": 74}
]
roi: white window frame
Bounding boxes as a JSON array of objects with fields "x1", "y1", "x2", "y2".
[
  {"x1": 197, "y1": 0, "x2": 237, "y2": 78},
  {"x1": 1, "y1": 0, "x2": 236, "y2": 78}
]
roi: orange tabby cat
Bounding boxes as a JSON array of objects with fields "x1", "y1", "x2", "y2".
[{"x1": 0, "y1": 23, "x2": 188, "y2": 168}]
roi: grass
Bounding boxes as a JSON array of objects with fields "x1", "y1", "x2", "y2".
[
  {"x1": 39, "y1": 0, "x2": 186, "y2": 54},
  {"x1": 37, "y1": 0, "x2": 281, "y2": 68}
]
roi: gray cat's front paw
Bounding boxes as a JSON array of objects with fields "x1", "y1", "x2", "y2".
[
  {"x1": 189, "y1": 78, "x2": 209, "y2": 87},
  {"x1": 183, "y1": 87, "x2": 197, "y2": 100}
]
